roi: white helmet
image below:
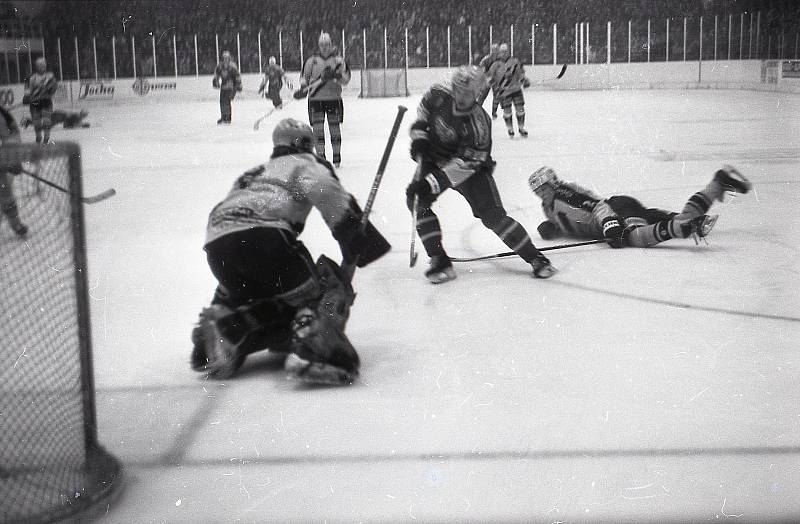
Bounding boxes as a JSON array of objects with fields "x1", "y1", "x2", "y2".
[
  {"x1": 528, "y1": 166, "x2": 559, "y2": 197},
  {"x1": 272, "y1": 118, "x2": 315, "y2": 153},
  {"x1": 450, "y1": 65, "x2": 485, "y2": 107}
]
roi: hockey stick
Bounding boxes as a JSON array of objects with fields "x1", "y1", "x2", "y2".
[
  {"x1": 253, "y1": 98, "x2": 294, "y2": 131},
  {"x1": 450, "y1": 239, "x2": 604, "y2": 263},
  {"x1": 341, "y1": 104, "x2": 408, "y2": 281},
  {"x1": 21, "y1": 168, "x2": 116, "y2": 204},
  {"x1": 408, "y1": 153, "x2": 426, "y2": 268},
  {"x1": 524, "y1": 64, "x2": 568, "y2": 87}
]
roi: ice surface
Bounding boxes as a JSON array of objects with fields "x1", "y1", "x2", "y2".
[{"x1": 26, "y1": 87, "x2": 799, "y2": 522}]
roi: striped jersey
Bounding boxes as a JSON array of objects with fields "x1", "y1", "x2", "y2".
[{"x1": 487, "y1": 57, "x2": 525, "y2": 98}]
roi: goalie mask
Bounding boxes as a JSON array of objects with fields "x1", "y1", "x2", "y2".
[
  {"x1": 272, "y1": 118, "x2": 315, "y2": 153},
  {"x1": 450, "y1": 65, "x2": 485, "y2": 110}
]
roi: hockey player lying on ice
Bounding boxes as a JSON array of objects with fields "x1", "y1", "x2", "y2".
[
  {"x1": 191, "y1": 118, "x2": 390, "y2": 385},
  {"x1": 528, "y1": 164, "x2": 751, "y2": 248}
]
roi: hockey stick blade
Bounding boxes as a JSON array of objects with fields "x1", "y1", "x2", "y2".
[
  {"x1": 556, "y1": 63, "x2": 567, "y2": 79},
  {"x1": 82, "y1": 188, "x2": 116, "y2": 204},
  {"x1": 23, "y1": 167, "x2": 115, "y2": 204},
  {"x1": 451, "y1": 239, "x2": 604, "y2": 263}
]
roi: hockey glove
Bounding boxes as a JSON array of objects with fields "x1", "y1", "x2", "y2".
[
  {"x1": 522, "y1": 77, "x2": 531, "y2": 88},
  {"x1": 22, "y1": 94, "x2": 31, "y2": 105},
  {"x1": 212, "y1": 77, "x2": 220, "y2": 88},
  {"x1": 601, "y1": 216, "x2": 624, "y2": 248},
  {"x1": 321, "y1": 66, "x2": 335, "y2": 82},
  {"x1": 406, "y1": 170, "x2": 449, "y2": 207},
  {"x1": 537, "y1": 220, "x2": 559, "y2": 240}
]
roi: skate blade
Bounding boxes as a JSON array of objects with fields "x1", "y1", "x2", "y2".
[{"x1": 284, "y1": 353, "x2": 357, "y2": 386}]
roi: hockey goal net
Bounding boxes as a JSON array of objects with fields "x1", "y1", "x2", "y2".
[
  {"x1": 0, "y1": 142, "x2": 122, "y2": 523},
  {"x1": 360, "y1": 68, "x2": 409, "y2": 97}
]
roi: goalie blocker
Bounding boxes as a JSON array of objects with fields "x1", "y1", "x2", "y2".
[{"x1": 191, "y1": 118, "x2": 390, "y2": 385}]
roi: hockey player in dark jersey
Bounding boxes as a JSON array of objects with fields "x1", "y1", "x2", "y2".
[
  {"x1": 212, "y1": 50, "x2": 242, "y2": 124},
  {"x1": 528, "y1": 165, "x2": 752, "y2": 248},
  {"x1": 487, "y1": 43, "x2": 530, "y2": 137},
  {"x1": 191, "y1": 118, "x2": 390, "y2": 385},
  {"x1": 406, "y1": 66, "x2": 557, "y2": 284},
  {"x1": 0, "y1": 106, "x2": 27, "y2": 239},
  {"x1": 258, "y1": 56, "x2": 291, "y2": 109}
]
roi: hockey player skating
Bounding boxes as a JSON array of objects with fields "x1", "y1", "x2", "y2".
[
  {"x1": 259, "y1": 56, "x2": 291, "y2": 109},
  {"x1": 298, "y1": 32, "x2": 350, "y2": 166},
  {"x1": 212, "y1": 51, "x2": 242, "y2": 124},
  {"x1": 406, "y1": 66, "x2": 557, "y2": 284},
  {"x1": 528, "y1": 165, "x2": 752, "y2": 248},
  {"x1": 0, "y1": 106, "x2": 27, "y2": 239},
  {"x1": 487, "y1": 43, "x2": 530, "y2": 137},
  {"x1": 191, "y1": 118, "x2": 390, "y2": 385},
  {"x1": 23, "y1": 57, "x2": 58, "y2": 144}
]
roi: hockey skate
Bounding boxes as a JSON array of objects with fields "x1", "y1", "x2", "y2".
[
  {"x1": 518, "y1": 128, "x2": 528, "y2": 137},
  {"x1": 425, "y1": 255, "x2": 456, "y2": 284},
  {"x1": 682, "y1": 214, "x2": 719, "y2": 244},
  {"x1": 531, "y1": 254, "x2": 558, "y2": 279},
  {"x1": 190, "y1": 306, "x2": 245, "y2": 379},
  {"x1": 285, "y1": 306, "x2": 360, "y2": 386},
  {"x1": 713, "y1": 165, "x2": 751, "y2": 197}
]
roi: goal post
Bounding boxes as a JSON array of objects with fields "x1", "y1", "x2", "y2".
[
  {"x1": 0, "y1": 142, "x2": 122, "y2": 523},
  {"x1": 360, "y1": 68, "x2": 409, "y2": 98}
]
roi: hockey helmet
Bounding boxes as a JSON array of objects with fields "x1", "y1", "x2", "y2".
[
  {"x1": 272, "y1": 118, "x2": 315, "y2": 153},
  {"x1": 450, "y1": 65, "x2": 486, "y2": 109},
  {"x1": 318, "y1": 32, "x2": 333, "y2": 56},
  {"x1": 528, "y1": 166, "x2": 559, "y2": 197}
]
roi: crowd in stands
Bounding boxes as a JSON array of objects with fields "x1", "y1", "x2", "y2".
[{"x1": 0, "y1": 0, "x2": 797, "y2": 81}]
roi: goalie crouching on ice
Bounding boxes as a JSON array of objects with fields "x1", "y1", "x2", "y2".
[
  {"x1": 191, "y1": 118, "x2": 390, "y2": 385},
  {"x1": 528, "y1": 165, "x2": 752, "y2": 248}
]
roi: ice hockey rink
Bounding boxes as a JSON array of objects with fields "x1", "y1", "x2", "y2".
[{"x1": 19, "y1": 83, "x2": 799, "y2": 522}]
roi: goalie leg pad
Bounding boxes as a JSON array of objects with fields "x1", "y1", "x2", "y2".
[
  {"x1": 285, "y1": 256, "x2": 360, "y2": 385},
  {"x1": 191, "y1": 305, "x2": 245, "y2": 379}
]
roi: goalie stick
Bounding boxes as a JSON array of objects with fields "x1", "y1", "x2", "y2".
[
  {"x1": 21, "y1": 168, "x2": 116, "y2": 204},
  {"x1": 341, "y1": 105, "x2": 407, "y2": 281},
  {"x1": 450, "y1": 239, "x2": 604, "y2": 262}
]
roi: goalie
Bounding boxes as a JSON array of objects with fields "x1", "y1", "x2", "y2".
[
  {"x1": 528, "y1": 165, "x2": 752, "y2": 248},
  {"x1": 191, "y1": 118, "x2": 390, "y2": 385}
]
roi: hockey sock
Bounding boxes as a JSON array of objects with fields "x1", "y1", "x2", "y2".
[
  {"x1": 311, "y1": 119, "x2": 326, "y2": 158},
  {"x1": 329, "y1": 123, "x2": 342, "y2": 164},
  {"x1": 486, "y1": 215, "x2": 539, "y2": 262},
  {"x1": 673, "y1": 181, "x2": 722, "y2": 221},
  {"x1": 491, "y1": 96, "x2": 500, "y2": 115},
  {"x1": 516, "y1": 110, "x2": 525, "y2": 129},
  {"x1": 504, "y1": 115, "x2": 513, "y2": 132},
  {"x1": 626, "y1": 219, "x2": 689, "y2": 247},
  {"x1": 417, "y1": 207, "x2": 447, "y2": 257}
]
